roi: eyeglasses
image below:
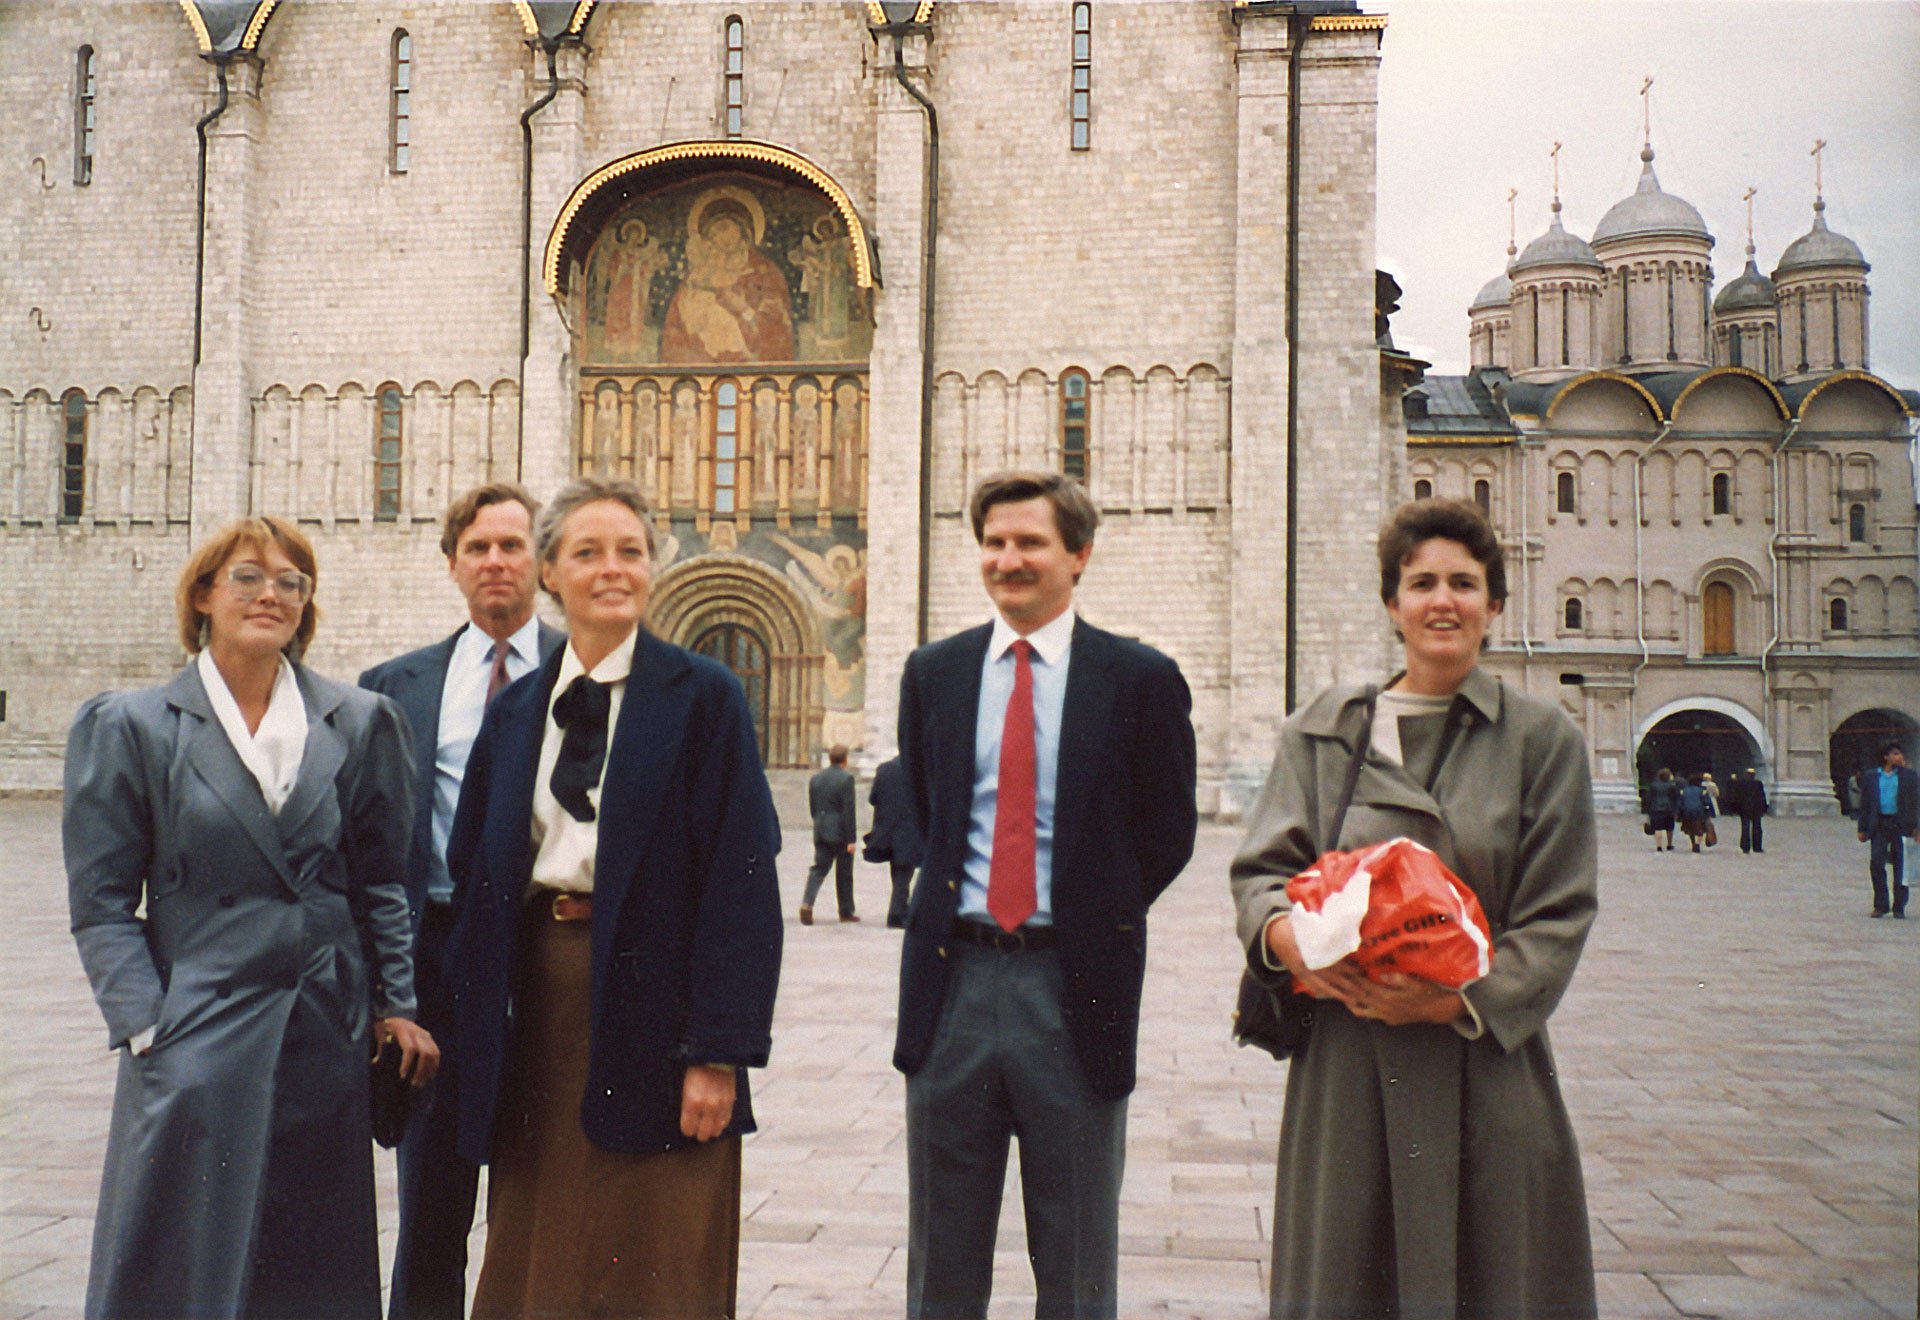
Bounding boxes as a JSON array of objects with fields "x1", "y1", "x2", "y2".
[{"x1": 222, "y1": 563, "x2": 314, "y2": 605}]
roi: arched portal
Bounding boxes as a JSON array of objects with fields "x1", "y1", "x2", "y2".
[
  {"x1": 1635, "y1": 702, "x2": 1767, "y2": 790},
  {"x1": 1830, "y1": 709, "x2": 1920, "y2": 811},
  {"x1": 650, "y1": 555, "x2": 825, "y2": 768}
]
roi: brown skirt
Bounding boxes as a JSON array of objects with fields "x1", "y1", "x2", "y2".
[{"x1": 472, "y1": 912, "x2": 742, "y2": 1320}]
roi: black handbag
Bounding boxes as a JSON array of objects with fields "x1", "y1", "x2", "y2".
[
  {"x1": 1232, "y1": 687, "x2": 1377, "y2": 1060},
  {"x1": 370, "y1": 1038, "x2": 412, "y2": 1149}
]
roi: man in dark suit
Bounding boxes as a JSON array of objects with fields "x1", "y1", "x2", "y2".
[
  {"x1": 1857, "y1": 741, "x2": 1920, "y2": 919},
  {"x1": 894, "y1": 470, "x2": 1197, "y2": 1319},
  {"x1": 866, "y1": 755, "x2": 924, "y2": 928},
  {"x1": 800, "y1": 745, "x2": 859, "y2": 924},
  {"x1": 1729, "y1": 767, "x2": 1769, "y2": 855},
  {"x1": 358, "y1": 483, "x2": 563, "y2": 1320}
]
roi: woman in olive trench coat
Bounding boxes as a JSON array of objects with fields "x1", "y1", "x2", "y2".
[
  {"x1": 1232, "y1": 501, "x2": 1598, "y2": 1320},
  {"x1": 64, "y1": 518, "x2": 427, "y2": 1320}
]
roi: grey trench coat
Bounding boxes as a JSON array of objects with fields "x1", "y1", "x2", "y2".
[
  {"x1": 64, "y1": 663, "x2": 417, "y2": 1319},
  {"x1": 1231, "y1": 667, "x2": 1598, "y2": 1320}
]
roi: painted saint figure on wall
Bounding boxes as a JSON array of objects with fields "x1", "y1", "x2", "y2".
[{"x1": 661, "y1": 192, "x2": 795, "y2": 364}]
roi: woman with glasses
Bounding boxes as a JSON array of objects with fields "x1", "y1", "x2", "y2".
[
  {"x1": 65, "y1": 516, "x2": 437, "y2": 1320},
  {"x1": 445, "y1": 477, "x2": 783, "y2": 1320}
]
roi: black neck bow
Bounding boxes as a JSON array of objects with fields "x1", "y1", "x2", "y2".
[{"x1": 550, "y1": 675, "x2": 611, "y2": 823}]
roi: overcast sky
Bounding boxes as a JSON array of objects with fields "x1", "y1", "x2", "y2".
[{"x1": 1375, "y1": 0, "x2": 1920, "y2": 388}]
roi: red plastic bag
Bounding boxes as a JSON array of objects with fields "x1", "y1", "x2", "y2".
[{"x1": 1285, "y1": 837, "x2": 1492, "y2": 989}]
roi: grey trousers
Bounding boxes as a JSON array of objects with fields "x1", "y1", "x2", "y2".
[{"x1": 905, "y1": 940, "x2": 1127, "y2": 1320}]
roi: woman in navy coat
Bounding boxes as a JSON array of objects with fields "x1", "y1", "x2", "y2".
[
  {"x1": 65, "y1": 516, "x2": 436, "y2": 1319},
  {"x1": 446, "y1": 477, "x2": 783, "y2": 1319}
]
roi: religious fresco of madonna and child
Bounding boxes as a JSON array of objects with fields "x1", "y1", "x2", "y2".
[{"x1": 582, "y1": 175, "x2": 873, "y2": 368}]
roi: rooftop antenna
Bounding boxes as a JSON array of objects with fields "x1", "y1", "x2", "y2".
[{"x1": 1742, "y1": 185, "x2": 1758, "y2": 259}]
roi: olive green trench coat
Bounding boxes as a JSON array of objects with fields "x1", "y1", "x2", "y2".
[{"x1": 1231, "y1": 668, "x2": 1598, "y2": 1320}]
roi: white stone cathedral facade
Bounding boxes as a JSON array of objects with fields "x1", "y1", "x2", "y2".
[
  {"x1": 1404, "y1": 140, "x2": 1920, "y2": 813},
  {"x1": 1, "y1": 1, "x2": 1401, "y2": 812}
]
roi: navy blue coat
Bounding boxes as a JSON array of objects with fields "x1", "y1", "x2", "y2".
[
  {"x1": 866, "y1": 756, "x2": 924, "y2": 869},
  {"x1": 1857, "y1": 765, "x2": 1920, "y2": 834},
  {"x1": 445, "y1": 630, "x2": 783, "y2": 1160},
  {"x1": 893, "y1": 618, "x2": 1197, "y2": 1103},
  {"x1": 357, "y1": 621, "x2": 565, "y2": 931}
]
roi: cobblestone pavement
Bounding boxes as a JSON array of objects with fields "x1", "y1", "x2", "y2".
[{"x1": 2, "y1": 791, "x2": 1914, "y2": 1319}]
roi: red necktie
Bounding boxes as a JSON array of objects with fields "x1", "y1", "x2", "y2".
[
  {"x1": 485, "y1": 641, "x2": 511, "y2": 705},
  {"x1": 988, "y1": 640, "x2": 1038, "y2": 932}
]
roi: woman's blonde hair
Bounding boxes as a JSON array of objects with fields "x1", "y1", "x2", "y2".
[{"x1": 175, "y1": 516, "x2": 320, "y2": 657}]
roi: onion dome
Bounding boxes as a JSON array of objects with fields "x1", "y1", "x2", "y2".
[
  {"x1": 1593, "y1": 146, "x2": 1711, "y2": 243},
  {"x1": 1774, "y1": 198, "x2": 1868, "y2": 274},
  {"x1": 1713, "y1": 249, "x2": 1776, "y2": 314},
  {"x1": 1511, "y1": 201, "x2": 1601, "y2": 273},
  {"x1": 1471, "y1": 270, "x2": 1513, "y2": 310}
]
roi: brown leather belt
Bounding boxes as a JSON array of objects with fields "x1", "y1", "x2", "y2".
[
  {"x1": 950, "y1": 919, "x2": 1056, "y2": 952},
  {"x1": 530, "y1": 890, "x2": 593, "y2": 922}
]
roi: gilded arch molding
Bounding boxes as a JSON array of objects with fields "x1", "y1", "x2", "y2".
[{"x1": 545, "y1": 142, "x2": 878, "y2": 302}]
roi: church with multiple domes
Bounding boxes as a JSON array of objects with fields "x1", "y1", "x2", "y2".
[{"x1": 1405, "y1": 136, "x2": 1918, "y2": 813}]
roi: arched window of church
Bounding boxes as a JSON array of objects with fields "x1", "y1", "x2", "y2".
[
  {"x1": 1070, "y1": 3, "x2": 1092, "y2": 151},
  {"x1": 1556, "y1": 470, "x2": 1575, "y2": 515},
  {"x1": 713, "y1": 380, "x2": 740, "y2": 514},
  {"x1": 1728, "y1": 325, "x2": 1742, "y2": 368},
  {"x1": 1559, "y1": 288, "x2": 1570, "y2": 366},
  {"x1": 1712, "y1": 472, "x2": 1731, "y2": 517},
  {"x1": 375, "y1": 385, "x2": 404, "y2": 520},
  {"x1": 1473, "y1": 478, "x2": 1491, "y2": 515},
  {"x1": 1563, "y1": 597, "x2": 1582, "y2": 632},
  {"x1": 1848, "y1": 502, "x2": 1867, "y2": 544},
  {"x1": 1702, "y1": 581, "x2": 1735, "y2": 655},
  {"x1": 1413, "y1": 478, "x2": 1432, "y2": 501},
  {"x1": 1829, "y1": 597, "x2": 1849, "y2": 633},
  {"x1": 1060, "y1": 369, "x2": 1089, "y2": 482},
  {"x1": 724, "y1": 16, "x2": 745, "y2": 138},
  {"x1": 1529, "y1": 289, "x2": 1540, "y2": 366},
  {"x1": 74, "y1": 46, "x2": 97, "y2": 185},
  {"x1": 60, "y1": 391, "x2": 88, "y2": 521},
  {"x1": 390, "y1": 31, "x2": 412, "y2": 174},
  {"x1": 1830, "y1": 288, "x2": 1843, "y2": 367}
]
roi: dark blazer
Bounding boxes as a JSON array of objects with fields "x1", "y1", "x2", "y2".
[
  {"x1": 445, "y1": 630, "x2": 784, "y2": 1160},
  {"x1": 357, "y1": 621, "x2": 565, "y2": 928},
  {"x1": 893, "y1": 617, "x2": 1197, "y2": 1103},
  {"x1": 809, "y1": 764, "x2": 857, "y2": 845},
  {"x1": 866, "y1": 756, "x2": 924, "y2": 869},
  {"x1": 1857, "y1": 765, "x2": 1920, "y2": 834}
]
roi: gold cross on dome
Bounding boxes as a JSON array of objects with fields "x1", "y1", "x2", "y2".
[
  {"x1": 1810, "y1": 139, "x2": 1827, "y2": 200},
  {"x1": 1640, "y1": 76, "x2": 1654, "y2": 146}
]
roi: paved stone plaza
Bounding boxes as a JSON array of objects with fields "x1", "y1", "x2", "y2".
[{"x1": 2, "y1": 789, "x2": 1914, "y2": 1319}]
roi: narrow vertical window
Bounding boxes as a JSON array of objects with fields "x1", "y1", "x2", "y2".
[
  {"x1": 713, "y1": 381, "x2": 739, "y2": 514},
  {"x1": 1059, "y1": 369, "x2": 1089, "y2": 482},
  {"x1": 376, "y1": 385, "x2": 404, "y2": 519},
  {"x1": 1847, "y1": 503, "x2": 1866, "y2": 544},
  {"x1": 1559, "y1": 287, "x2": 1570, "y2": 365},
  {"x1": 724, "y1": 16, "x2": 744, "y2": 139},
  {"x1": 75, "y1": 46, "x2": 97, "y2": 185},
  {"x1": 1529, "y1": 289, "x2": 1540, "y2": 365},
  {"x1": 1831, "y1": 288, "x2": 1843, "y2": 367},
  {"x1": 1728, "y1": 325, "x2": 1743, "y2": 368},
  {"x1": 390, "y1": 31, "x2": 411, "y2": 173},
  {"x1": 1564, "y1": 598, "x2": 1583, "y2": 631},
  {"x1": 1619, "y1": 271, "x2": 1632, "y2": 362},
  {"x1": 1829, "y1": 598, "x2": 1848, "y2": 632},
  {"x1": 61, "y1": 392, "x2": 88, "y2": 520},
  {"x1": 1473, "y1": 479, "x2": 1491, "y2": 515},
  {"x1": 1413, "y1": 478, "x2": 1433, "y2": 501},
  {"x1": 1556, "y1": 470, "x2": 1576, "y2": 515},
  {"x1": 1070, "y1": 3, "x2": 1092, "y2": 152},
  {"x1": 1711, "y1": 472, "x2": 1731, "y2": 517}
]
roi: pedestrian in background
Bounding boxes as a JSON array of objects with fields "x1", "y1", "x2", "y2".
[
  {"x1": 1233, "y1": 497, "x2": 1597, "y2": 1319},
  {"x1": 1730, "y1": 768, "x2": 1769, "y2": 856},
  {"x1": 1701, "y1": 771, "x2": 1723, "y2": 817},
  {"x1": 1856, "y1": 741, "x2": 1919, "y2": 919},
  {"x1": 1645, "y1": 767, "x2": 1679, "y2": 851},
  {"x1": 865, "y1": 754, "x2": 924, "y2": 929},
  {"x1": 65, "y1": 516, "x2": 435, "y2": 1319},
  {"x1": 801, "y1": 744, "x2": 859, "y2": 925},
  {"x1": 1678, "y1": 773, "x2": 1716, "y2": 852}
]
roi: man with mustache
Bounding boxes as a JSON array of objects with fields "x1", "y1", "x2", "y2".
[{"x1": 892, "y1": 470, "x2": 1197, "y2": 1318}]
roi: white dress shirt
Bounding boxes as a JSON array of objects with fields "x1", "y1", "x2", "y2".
[
  {"x1": 959, "y1": 606, "x2": 1076, "y2": 926},
  {"x1": 529, "y1": 629, "x2": 636, "y2": 895},
  {"x1": 430, "y1": 616, "x2": 542, "y2": 902}
]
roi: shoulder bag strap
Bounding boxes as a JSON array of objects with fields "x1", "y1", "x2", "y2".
[{"x1": 1323, "y1": 685, "x2": 1379, "y2": 852}]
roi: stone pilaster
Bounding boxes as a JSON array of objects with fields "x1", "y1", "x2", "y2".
[
  {"x1": 520, "y1": 41, "x2": 589, "y2": 498},
  {"x1": 190, "y1": 56, "x2": 264, "y2": 539},
  {"x1": 860, "y1": 28, "x2": 932, "y2": 766}
]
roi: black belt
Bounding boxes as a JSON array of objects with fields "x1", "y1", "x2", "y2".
[{"x1": 951, "y1": 919, "x2": 1057, "y2": 952}]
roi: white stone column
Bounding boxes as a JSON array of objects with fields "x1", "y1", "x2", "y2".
[
  {"x1": 190, "y1": 56, "x2": 263, "y2": 540},
  {"x1": 860, "y1": 30, "x2": 932, "y2": 766},
  {"x1": 520, "y1": 43, "x2": 589, "y2": 500}
]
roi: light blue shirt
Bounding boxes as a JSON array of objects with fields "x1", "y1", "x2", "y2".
[
  {"x1": 429, "y1": 615, "x2": 542, "y2": 901},
  {"x1": 1880, "y1": 769, "x2": 1901, "y2": 819},
  {"x1": 961, "y1": 607, "x2": 1076, "y2": 927}
]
